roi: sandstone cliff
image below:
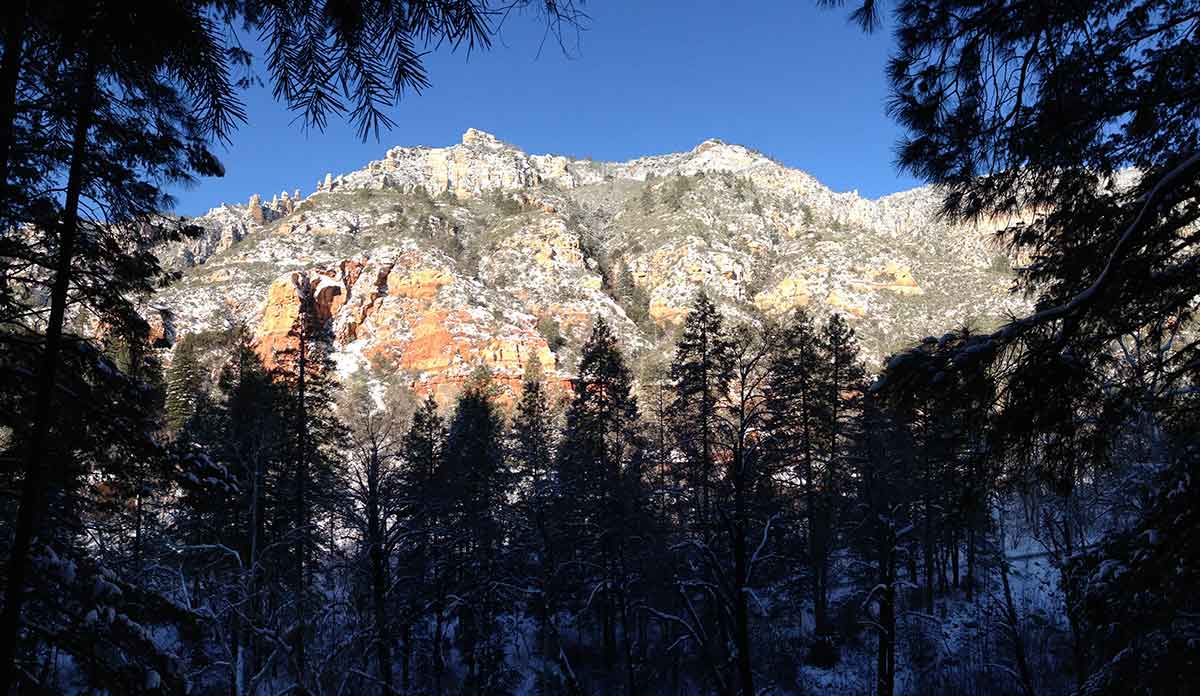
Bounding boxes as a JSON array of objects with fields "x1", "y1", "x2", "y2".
[{"x1": 151, "y1": 129, "x2": 1027, "y2": 399}]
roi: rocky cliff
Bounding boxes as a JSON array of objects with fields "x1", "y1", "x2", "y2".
[{"x1": 151, "y1": 129, "x2": 1027, "y2": 402}]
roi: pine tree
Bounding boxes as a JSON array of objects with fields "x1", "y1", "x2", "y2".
[
  {"x1": 441, "y1": 367, "x2": 512, "y2": 694},
  {"x1": 886, "y1": 366, "x2": 944, "y2": 615},
  {"x1": 511, "y1": 352, "x2": 556, "y2": 489},
  {"x1": 398, "y1": 394, "x2": 445, "y2": 693},
  {"x1": 838, "y1": 1, "x2": 1200, "y2": 687},
  {"x1": 765, "y1": 309, "x2": 834, "y2": 649},
  {"x1": 509, "y1": 359, "x2": 563, "y2": 692},
  {"x1": 1065, "y1": 444, "x2": 1200, "y2": 694},
  {"x1": 164, "y1": 333, "x2": 206, "y2": 434},
  {"x1": 669, "y1": 290, "x2": 734, "y2": 538},
  {"x1": 219, "y1": 326, "x2": 285, "y2": 696},
  {"x1": 339, "y1": 371, "x2": 410, "y2": 695},
  {"x1": 612, "y1": 260, "x2": 651, "y2": 328},
  {"x1": 271, "y1": 281, "x2": 348, "y2": 689},
  {"x1": 555, "y1": 317, "x2": 646, "y2": 692},
  {"x1": 709, "y1": 322, "x2": 780, "y2": 695},
  {"x1": 0, "y1": 10, "x2": 230, "y2": 683},
  {"x1": 510, "y1": 360, "x2": 556, "y2": 572},
  {"x1": 0, "y1": 4, "x2": 588, "y2": 686},
  {"x1": 811, "y1": 313, "x2": 865, "y2": 657},
  {"x1": 846, "y1": 393, "x2": 914, "y2": 696},
  {"x1": 0, "y1": 323, "x2": 201, "y2": 692},
  {"x1": 167, "y1": 323, "x2": 286, "y2": 694}
]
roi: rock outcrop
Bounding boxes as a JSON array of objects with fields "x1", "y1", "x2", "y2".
[
  {"x1": 247, "y1": 246, "x2": 559, "y2": 402},
  {"x1": 152, "y1": 129, "x2": 1029, "y2": 401}
]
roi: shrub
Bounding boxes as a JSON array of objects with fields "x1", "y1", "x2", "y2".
[
  {"x1": 798, "y1": 202, "x2": 815, "y2": 226},
  {"x1": 536, "y1": 315, "x2": 567, "y2": 352},
  {"x1": 639, "y1": 186, "x2": 655, "y2": 212},
  {"x1": 661, "y1": 175, "x2": 695, "y2": 211},
  {"x1": 488, "y1": 189, "x2": 524, "y2": 216}
]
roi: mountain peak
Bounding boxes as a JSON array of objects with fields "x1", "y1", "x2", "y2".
[
  {"x1": 161, "y1": 129, "x2": 1027, "y2": 404},
  {"x1": 461, "y1": 127, "x2": 505, "y2": 148},
  {"x1": 692, "y1": 138, "x2": 729, "y2": 153}
]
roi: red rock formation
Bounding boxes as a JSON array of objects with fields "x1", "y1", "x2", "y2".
[
  {"x1": 254, "y1": 272, "x2": 306, "y2": 368},
  {"x1": 253, "y1": 256, "x2": 560, "y2": 400}
]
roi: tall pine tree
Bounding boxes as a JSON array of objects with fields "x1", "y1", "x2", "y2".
[
  {"x1": 669, "y1": 290, "x2": 734, "y2": 540},
  {"x1": 441, "y1": 367, "x2": 512, "y2": 694},
  {"x1": 765, "y1": 309, "x2": 833, "y2": 651},
  {"x1": 555, "y1": 317, "x2": 647, "y2": 693},
  {"x1": 164, "y1": 333, "x2": 206, "y2": 434},
  {"x1": 271, "y1": 279, "x2": 348, "y2": 690}
]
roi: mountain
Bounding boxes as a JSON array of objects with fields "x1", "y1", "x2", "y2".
[{"x1": 150, "y1": 128, "x2": 1028, "y2": 403}]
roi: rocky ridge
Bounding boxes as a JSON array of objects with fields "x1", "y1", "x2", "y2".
[{"x1": 152, "y1": 129, "x2": 1027, "y2": 403}]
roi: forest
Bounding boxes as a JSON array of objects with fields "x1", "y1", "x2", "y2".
[{"x1": 1, "y1": 0, "x2": 1198, "y2": 695}]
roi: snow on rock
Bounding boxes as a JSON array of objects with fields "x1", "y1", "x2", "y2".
[{"x1": 149, "y1": 129, "x2": 1030, "y2": 403}]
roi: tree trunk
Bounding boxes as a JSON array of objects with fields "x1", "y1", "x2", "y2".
[
  {"x1": 923, "y1": 494, "x2": 935, "y2": 612},
  {"x1": 462, "y1": 604, "x2": 478, "y2": 695},
  {"x1": 601, "y1": 555, "x2": 616, "y2": 673},
  {"x1": 815, "y1": 506, "x2": 830, "y2": 638},
  {"x1": 133, "y1": 488, "x2": 144, "y2": 573},
  {"x1": 1059, "y1": 500, "x2": 1088, "y2": 689},
  {"x1": 938, "y1": 533, "x2": 949, "y2": 594},
  {"x1": 999, "y1": 533, "x2": 1036, "y2": 696},
  {"x1": 952, "y1": 527, "x2": 960, "y2": 590},
  {"x1": 293, "y1": 305, "x2": 310, "y2": 687},
  {"x1": 966, "y1": 524, "x2": 976, "y2": 601},
  {"x1": 238, "y1": 453, "x2": 263, "y2": 696},
  {"x1": 0, "y1": 0, "x2": 26, "y2": 195},
  {"x1": 732, "y1": 517, "x2": 754, "y2": 696},
  {"x1": 0, "y1": 52, "x2": 95, "y2": 693},
  {"x1": 432, "y1": 609, "x2": 445, "y2": 696},
  {"x1": 805, "y1": 432, "x2": 827, "y2": 639},
  {"x1": 368, "y1": 451, "x2": 394, "y2": 694},
  {"x1": 877, "y1": 528, "x2": 896, "y2": 696},
  {"x1": 398, "y1": 621, "x2": 411, "y2": 692},
  {"x1": 618, "y1": 580, "x2": 639, "y2": 696}
]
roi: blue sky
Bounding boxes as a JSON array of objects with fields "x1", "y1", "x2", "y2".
[{"x1": 169, "y1": 1, "x2": 918, "y2": 216}]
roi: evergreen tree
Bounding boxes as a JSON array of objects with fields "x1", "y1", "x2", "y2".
[
  {"x1": 764, "y1": 309, "x2": 833, "y2": 647},
  {"x1": 164, "y1": 333, "x2": 206, "y2": 434},
  {"x1": 887, "y1": 361, "x2": 949, "y2": 616},
  {"x1": 838, "y1": 0, "x2": 1200, "y2": 687},
  {"x1": 166, "y1": 323, "x2": 287, "y2": 694},
  {"x1": 508, "y1": 359, "x2": 564, "y2": 693},
  {"x1": 846, "y1": 393, "x2": 914, "y2": 696},
  {"x1": 812, "y1": 313, "x2": 865, "y2": 656},
  {"x1": 216, "y1": 326, "x2": 286, "y2": 695},
  {"x1": 935, "y1": 330, "x2": 998, "y2": 602},
  {"x1": 90, "y1": 320, "x2": 174, "y2": 580},
  {"x1": 669, "y1": 290, "x2": 734, "y2": 539},
  {"x1": 1065, "y1": 443, "x2": 1200, "y2": 694},
  {"x1": 0, "y1": 3, "x2": 587, "y2": 686},
  {"x1": 0, "y1": 319, "x2": 201, "y2": 691},
  {"x1": 441, "y1": 367, "x2": 512, "y2": 694},
  {"x1": 0, "y1": 8, "x2": 230, "y2": 683},
  {"x1": 270, "y1": 281, "x2": 348, "y2": 690},
  {"x1": 612, "y1": 260, "x2": 651, "y2": 329},
  {"x1": 7, "y1": 0, "x2": 1199, "y2": 689},
  {"x1": 338, "y1": 370, "x2": 411, "y2": 695},
  {"x1": 397, "y1": 394, "x2": 445, "y2": 693},
  {"x1": 555, "y1": 317, "x2": 646, "y2": 693},
  {"x1": 690, "y1": 322, "x2": 781, "y2": 695}
]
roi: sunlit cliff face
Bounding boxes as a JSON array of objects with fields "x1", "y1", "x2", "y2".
[{"x1": 150, "y1": 129, "x2": 1026, "y2": 400}]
